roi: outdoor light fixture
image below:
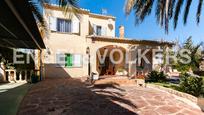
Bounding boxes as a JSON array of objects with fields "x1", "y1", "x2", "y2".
[{"x1": 86, "y1": 47, "x2": 90, "y2": 54}]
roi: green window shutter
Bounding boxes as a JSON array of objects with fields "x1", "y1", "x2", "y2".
[{"x1": 65, "y1": 54, "x2": 73, "y2": 67}]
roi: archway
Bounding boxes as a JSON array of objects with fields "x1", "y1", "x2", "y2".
[{"x1": 96, "y1": 45, "x2": 127, "y2": 76}]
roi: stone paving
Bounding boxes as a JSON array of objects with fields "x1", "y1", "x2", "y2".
[{"x1": 18, "y1": 77, "x2": 204, "y2": 115}]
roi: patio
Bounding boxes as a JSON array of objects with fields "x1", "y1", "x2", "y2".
[
  {"x1": 0, "y1": 83, "x2": 31, "y2": 115},
  {"x1": 17, "y1": 77, "x2": 203, "y2": 115}
]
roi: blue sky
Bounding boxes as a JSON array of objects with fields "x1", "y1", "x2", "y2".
[{"x1": 78, "y1": 0, "x2": 204, "y2": 44}]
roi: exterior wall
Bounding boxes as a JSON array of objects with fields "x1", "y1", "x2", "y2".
[
  {"x1": 87, "y1": 39, "x2": 130, "y2": 74},
  {"x1": 89, "y1": 15, "x2": 115, "y2": 37},
  {"x1": 88, "y1": 40, "x2": 130, "y2": 75},
  {"x1": 43, "y1": 6, "x2": 116, "y2": 78},
  {"x1": 43, "y1": 5, "x2": 167, "y2": 78}
]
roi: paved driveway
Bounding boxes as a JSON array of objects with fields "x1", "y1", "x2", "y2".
[{"x1": 18, "y1": 77, "x2": 203, "y2": 115}]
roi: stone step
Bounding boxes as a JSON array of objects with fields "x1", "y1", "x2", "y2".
[{"x1": 94, "y1": 77, "x2": 137, "y2": 86}]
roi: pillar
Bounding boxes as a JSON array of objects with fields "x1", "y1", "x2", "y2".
[
  {"x1": 39, "y1": 50, "x2": 43, "y2": 81},
  {"x1": 8, "y1": 71, "x2": 11, "y2": 82},
  {"x1": 25, "y1": 70, "x2": 27, "y2": 82},
  {"x1": 19, "y1": 71, "x2": 22, "y2": 82},
  {"x1": 14, "y1": 70, "x2": 17, "y2": 82},
  {"x1": 0, "y1": 62, "x2": 6, "y2": 82}
]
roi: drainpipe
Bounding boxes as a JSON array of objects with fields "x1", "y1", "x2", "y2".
[{"x1": 39, "y1": 50, "x2": 43, "y2": 81}]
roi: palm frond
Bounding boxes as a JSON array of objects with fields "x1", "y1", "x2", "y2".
[
  {"x1": 138, "y1": 0, "x2": 154, "y2": 22},
  {"x1": 28, "y1": 0, "x2": 48, "y2": 35},
  {"x1": 165, "y1": 0, "x2": 170, "y2": 33},
  {"x1": 125, "y1": 0, "x2": 204, "y2": 34},
  {"x1": 155, "y1": 0, "x2": 165, "y2": 27},
  {"x1": 168, "y1": 0, "x2": 176, "y2": 19},
  {"x1": 37, "y1": 0, "x2": 50, "y2": 6},
  {"x1": 174, "y1": 0, "x2": 184, "y2": 29},
  {"x1": 183, "y1": 0, "x2": 192, "y2": 25},
  {"x1": 133, "y1": 0, "x2": 145, "y2": 24},
  {"x1": 58, "y1": 0, "x2": 80, "y2": 19},
  {"x1": 125, "y1": 0, "x2": 136, "y2": 15},
  {"x1": 59, "y1": 0, "x2": 78, "y2": 8},
  {"x1": 197, "y1": 0, "x2": 203, "y2": 24}
]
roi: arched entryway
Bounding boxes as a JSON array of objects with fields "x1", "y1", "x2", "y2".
[{"x1": 96, "y1": 45, "x2": 127, "y2": 76}]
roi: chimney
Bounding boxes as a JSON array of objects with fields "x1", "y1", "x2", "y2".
[{"x1": 119, "y1": 25, "x2": 125, "y2": 38}]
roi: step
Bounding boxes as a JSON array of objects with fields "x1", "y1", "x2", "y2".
[{"x1": 94, "y1": 77, "x2": 137, "y2": 86}]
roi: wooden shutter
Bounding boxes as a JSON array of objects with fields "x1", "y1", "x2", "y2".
[
  {"x1": 101, "y1": 26, "x2": 107, "y2": 36},
  {"x1": 93, "y1": 24, "x2": 97, "y2": 35},
  {"x1": 65, "y1": 54, "x2": 73, "y2": 67},
  {"x1": 72, "y1": 20, "x2": 79, "y2": 33},
  {"x1": 56, "y1": 53, "x2": 65, "y2": 67},
  {"x1": 73, "y1": 54, "x2": 82, "y2": 67},
  {"x1": 49, "y1": 17, "x2": 57, "y2": 31}
]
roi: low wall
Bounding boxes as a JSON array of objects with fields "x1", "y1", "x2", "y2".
[{"x1": 147, "y1": 84, "x2": 198, "y2": 104}]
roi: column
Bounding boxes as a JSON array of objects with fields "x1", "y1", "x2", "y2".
[
  {"x1": 19, "y1": 71, "x2": 22, "y2": 82},
  {"x1": 8, "y1": 71, "x2": 11, "y2": 82},
  {"x1": 0, "y1": 63, "x2": 5, "y2": 82},
  {"x1": 40, "y1": 50, "x2": 43, "y2": 81},
  {"x1": 25, "y1": 70, "x2": 27, "y2": 82},
  {"x1": 14, "y1": 70, "x2": 17, "y2": 82}
]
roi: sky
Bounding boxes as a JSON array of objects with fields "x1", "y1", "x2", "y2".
[{"x1": 78, "y1": 0, "x2": 204, "y2": 44}]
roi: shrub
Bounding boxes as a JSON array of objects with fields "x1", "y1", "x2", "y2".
[
  {"x1": 147, "y1": 71, "x2": 167, "y2": 82},
  {"x1": 179, "y1": 73, "x2": 203, "y2": 97}
]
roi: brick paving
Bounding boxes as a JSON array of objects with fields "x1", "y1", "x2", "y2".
[{"x1": 18, "y1": 77, "x2": 204, "y2": 115}]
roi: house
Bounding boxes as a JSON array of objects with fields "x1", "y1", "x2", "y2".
[{"x1": 43, "y1": 4, "x2": 174, "y2": 78}]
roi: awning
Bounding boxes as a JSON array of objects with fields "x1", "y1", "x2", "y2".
[{"x1": 0, "y1": 0, "x2": 45, "y2": 49}]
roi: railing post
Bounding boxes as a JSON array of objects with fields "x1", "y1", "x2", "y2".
[
  {"x1": 25, "y1": 70, "x2": 27, "y2": 82},
  {"x1": 19, "y1": 71, "x2": 22, "y2": 82},
  {"x1": 14, "y1": 69, "x2": 17, "y2": 82},
  {"x1": 8, "y1": 71, "x2": 11, "y2": 82}
]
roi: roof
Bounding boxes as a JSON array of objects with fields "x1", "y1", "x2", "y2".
[
  {"x1": 0, "y1": 0, "x2": 45, "y2": 49},
  {"x1": 43, "y1": 4, "x2": 116, "y2": 20},
  {"x1": 87, "y1": 35, "x2": 175, "y2": 46}
]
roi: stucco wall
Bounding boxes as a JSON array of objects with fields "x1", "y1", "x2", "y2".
[
  {"x1": 89, "y1": 16, "x2": 115, "y2": 37},
  {"x1": 43, "y1": 6, "x2": 162, "y2": 78},
  {"x1": 43, "y1": 7, "x2": 117, "y2": 78}
]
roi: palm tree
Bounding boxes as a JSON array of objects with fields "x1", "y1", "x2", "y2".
[
  {"x1": 28, "y1": 0, "x2": 79, "y2": 35},
  {"x1": 125, "y1": 0, "x2": 203, "y2": 34}
]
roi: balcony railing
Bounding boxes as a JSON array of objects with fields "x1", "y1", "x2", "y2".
[{"x1": 5, "y1": 69, "x2": 33, "y2": 83}]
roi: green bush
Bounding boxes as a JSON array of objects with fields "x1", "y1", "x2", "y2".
[
  {"x1": 179, "y1": 73, "x2": 203, "y2": 97},
  {"x1": 147, "y1": 71, "x2": 167, "y2": 82}
]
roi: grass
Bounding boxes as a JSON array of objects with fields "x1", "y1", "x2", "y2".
[
  {"x1": 150, "y1": 82, "x2": 180, "y2": 91},
  {"x1": 0, "y1": 84, "x2": 32, "y2": 115},
  {"x1": 150, "y1": 79, "x2": 204, "y2": 112}
]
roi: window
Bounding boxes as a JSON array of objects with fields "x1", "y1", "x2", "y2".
[
  {"x1": 57, "y1": 18, "x2": 72, "y2": 33},
  {"x1": 56, "y1": 53, "x2": 82, "y2": 68},
  {"x1": 96, "y1": 26, "x2": 102, "y2": 36}
]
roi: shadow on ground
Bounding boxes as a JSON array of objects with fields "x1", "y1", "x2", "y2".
[
  {"x1": 0, "y1": 84, "x2": 31, "y2": 115},
  {"x1": 17, "y1": 65, "x2": 137, "y2": 115}
]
